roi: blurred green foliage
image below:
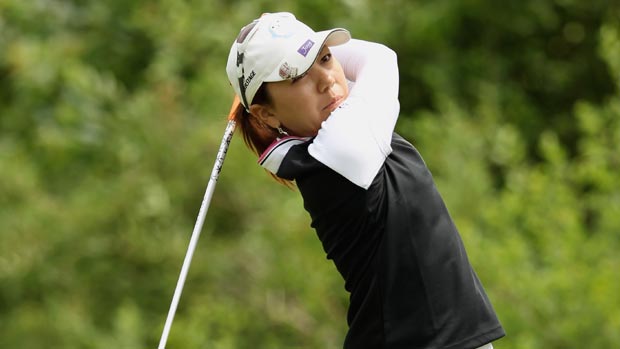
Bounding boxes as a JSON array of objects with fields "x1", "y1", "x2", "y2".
[{"x1": 1, "y1": 0, "x2": 619, "y2": 348}]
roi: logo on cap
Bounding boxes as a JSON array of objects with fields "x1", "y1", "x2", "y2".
[
  {"x1": 279, "y1": 62, "x2": 298, "y2": 79},
  {"x1": 268, "y1": 19, "x2": 294, "y2": 39},
  {"x1": 297, "y1": 40, "x2": 315, "y2": 57},
  {"x1": 243, "y1": 70, "x2": 256, "y2": 88}
]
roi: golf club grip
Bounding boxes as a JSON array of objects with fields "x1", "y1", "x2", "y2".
[{"x1": 158, "y1": 119, "x2": 237, "y2": 349}]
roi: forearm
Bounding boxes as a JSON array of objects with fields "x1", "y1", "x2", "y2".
[
  {"x1": 308, "y1": 39, "x2": 401, "y2": 190},
  {"x1": 330, "y1": 39, "x2": 400, "y2": 104}
]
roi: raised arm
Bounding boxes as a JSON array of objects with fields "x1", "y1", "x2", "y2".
[{"x1": 308, "y1": 39, "x2": 401, "y2": 189}]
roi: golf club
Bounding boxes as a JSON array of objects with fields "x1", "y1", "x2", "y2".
[{"x1": 157, "y1": 96, "x2": 239, "y2": 349}]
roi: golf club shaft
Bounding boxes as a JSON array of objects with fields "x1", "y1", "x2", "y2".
[{"x1": 158, "y1": 119, "x2": 236, "y2": 349}]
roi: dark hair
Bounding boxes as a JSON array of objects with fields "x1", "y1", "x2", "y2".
[{"x1": 233, "y1": 83, "x2": 294, "y2": 187}]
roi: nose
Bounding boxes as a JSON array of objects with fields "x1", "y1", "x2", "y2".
[{"x1": 314, "y1": 66, "x2": 335, "y2": 93}]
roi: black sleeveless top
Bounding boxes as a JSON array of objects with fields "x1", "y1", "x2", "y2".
[{"x1": 270, "y1": 133, "x2": 505, "y2": 348}]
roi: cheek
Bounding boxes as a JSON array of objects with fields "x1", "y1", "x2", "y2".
[
  {"x1": 339, "y1": 77, "x2": 349, "y2": 96},
  {"x1": 278, "y1": 92, "x2": 307, "y2": 115},
  {"x1": 332, "y1": 60, "x2": 347, "y2": 84},
  {"x1": 271, "y1": 87, "x2": 300, "y2": 113},
  {"x1": 338, "y1": 74, "x2": 349, "y2": 95},
  {"x1": 283, "y1": 85, "x2": 316, "y2": 112}
]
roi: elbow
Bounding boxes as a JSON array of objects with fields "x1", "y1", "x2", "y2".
[
  {"x1": 368, "y1": 41, "x2": 397, "y2": 61},
  {"x1": 384, "y1": 46, "x2": 399, "y2": 71},
  {"x1": 371, "y1": 43, "x2": 399, "y2": 73}
]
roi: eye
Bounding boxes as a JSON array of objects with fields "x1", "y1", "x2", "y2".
[{"x1": 320, "y1": 53, "x2": 332, "y2": 63}]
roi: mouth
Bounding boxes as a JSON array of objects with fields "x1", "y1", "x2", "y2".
[{"x1": 323, "y1": 96, "x2": 343, "y2": 112}]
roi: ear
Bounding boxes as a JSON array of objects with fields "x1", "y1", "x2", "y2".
[{"x1": 249, "y1": 104, "x2": 280, "y2": 129}]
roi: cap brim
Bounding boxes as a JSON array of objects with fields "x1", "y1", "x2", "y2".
[
  {"x1": 263, "y1": 28, "x2": 351, "y2": 82},
  {"x1": 322, "y1": 28, "x2": 351, "y2": 47}
]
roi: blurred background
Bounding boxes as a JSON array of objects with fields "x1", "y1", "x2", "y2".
[{"x1": 1, "y1": 0, "x2": 619, "y2": 348}]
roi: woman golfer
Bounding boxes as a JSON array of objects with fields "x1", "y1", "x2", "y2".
[{"x1": 225, "y1": 12, "x2": 505, "y2": 349}]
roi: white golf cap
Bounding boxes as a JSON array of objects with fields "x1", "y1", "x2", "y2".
[{"x1": 226, "y1": 12, "x2": 351, "y2": 109}]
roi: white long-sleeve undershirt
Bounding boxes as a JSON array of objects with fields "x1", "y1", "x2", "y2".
[{"x1": 308, "y1": 39, "x2": 401, "y2": 189}]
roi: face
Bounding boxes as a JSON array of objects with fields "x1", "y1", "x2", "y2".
[{"x1": 251, "y1": 46, "x2": 349, "y2": 137}]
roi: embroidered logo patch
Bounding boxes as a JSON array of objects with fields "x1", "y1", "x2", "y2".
[
  {"x1": 268, "y1": 19, "x2": 294, "y2": 39},
  {"x1": 279, "y1": 62, "x2": 298, "y2": 79},
  {"x1": 297, "y1": 39, "x2": 315, "y2": 57}
]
